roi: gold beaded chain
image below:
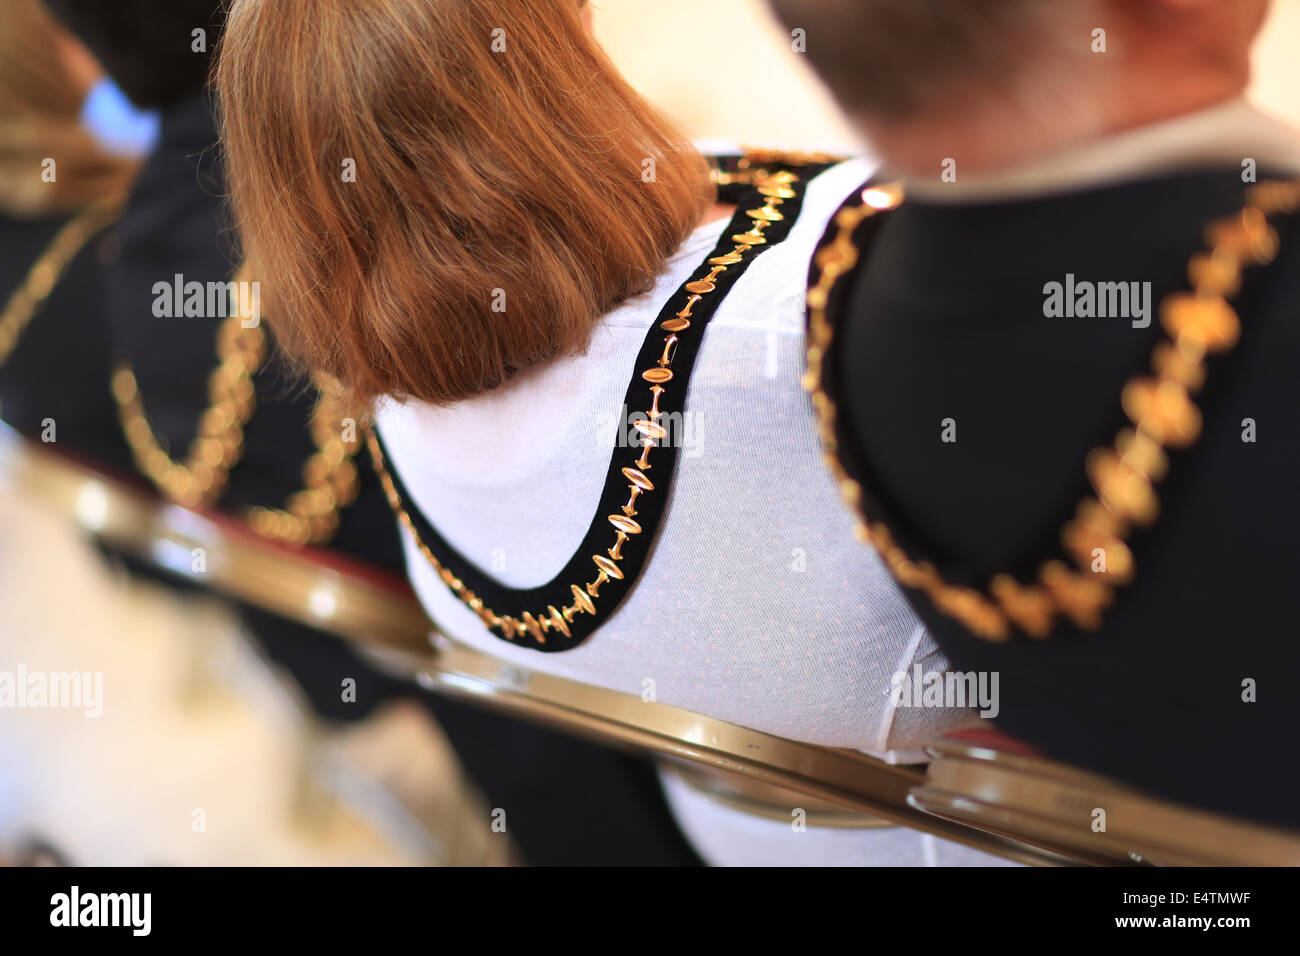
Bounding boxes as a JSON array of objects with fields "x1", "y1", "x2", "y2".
[
  {"x1": 2, "y1": 206, "x2": 361, "y2": 547},
  {"x1": 110, "y1": 271, "x2": 362, "y2": 546},
  {"x1": 367, "y1": 162, "x2": 809, "y2": 645},
  {"x1": 709, "y1": 149, "x2": 842, "y2": 188},
  {"x1": 0, "y1": 200, "x2": 122, "y2": 367},
  {"x1": 111, "y1": 304, "x2": 265, "y2": 510},
  {"x1": 805, "y1": 179, "x2": 1300, "y2": 642},
  {"x1": 244, "y1": 383, "x2": 362, "y2": 546}
]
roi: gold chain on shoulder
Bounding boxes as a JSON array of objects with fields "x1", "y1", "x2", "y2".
[
  {"x1": 368, "y1": 161, "x2": 809, "y2": 644},
  {"x1": 245, "y1": 383, "x2": 362, "y2": 545},
  {"x1": 0, "y1": 200, "x2": 121, "y2": 367},
  {"x1": 110, "y1": 272, "x2": 361, "y2": 546},
  {"x1": 2, "y1": 206, "x2": 360, "y2": 546},
  {"x1": 709, "y1": 148, "x2": 843, "y2": 188},
  {"x1": 805, "y1": 179, "x2": 1300, "y2": 642},
  {"x1": 111, "y1": 305, "x2": 265, "y2": 510}
]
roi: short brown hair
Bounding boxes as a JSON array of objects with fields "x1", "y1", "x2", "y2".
[
  {"x1": 218, "y1": 0, "x2": 710, "y2": 406},
  {"x1": 767, "y1": 0, "x2": 1052, "y2": 118}
]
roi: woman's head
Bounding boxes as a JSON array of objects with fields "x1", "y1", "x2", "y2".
[{"x1": 218, "y1": 0, "x2": 710, "y2": 406}]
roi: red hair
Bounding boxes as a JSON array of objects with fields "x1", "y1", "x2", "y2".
[{"x1": 218, "y1": 0, "x2": 711, "y2": 405}]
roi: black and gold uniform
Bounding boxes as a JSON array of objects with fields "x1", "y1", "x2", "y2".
[{"x1": 808, "y1": 146, "x2": 1300, "y2": 829}]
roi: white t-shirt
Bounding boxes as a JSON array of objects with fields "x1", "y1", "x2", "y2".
[{"x1": 376, "y1": 159, "x2": 976, "y2": 758}]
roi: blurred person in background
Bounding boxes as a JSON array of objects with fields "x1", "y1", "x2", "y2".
[
  {"x1": 766, "y1": 0, "x2": 1300, "y2": 827},
  {"x1": 217, "y1": 0, "x2": 1000, "y2": 865},
  {"x1": 32, "y1": 0, "x2": 701, "y2": 866},
  {"x1": 0, "y1": 0, "x2": 138, "y2": 471}
]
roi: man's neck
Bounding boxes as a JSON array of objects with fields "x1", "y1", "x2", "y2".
[
  {"x1": 868, "y1": 74, "x2": 1246, "y2": 172},
  {"x1": 881, "y1": 96, "x2": 1300, "y2": 204}
]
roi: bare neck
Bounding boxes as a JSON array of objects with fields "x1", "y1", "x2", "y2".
[{"x1": 863, "y1": 75, "x2": 1249, "y2": 182}]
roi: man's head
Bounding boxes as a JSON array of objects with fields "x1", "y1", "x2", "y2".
[
  {"x1": 768, "y1": 0, "x2": 1272, "y2": 172},
  {"x1": 43, "y1": 0, "x2": 227, "y2": 108},
  {"x1": 0, "y1": 0, "x2": 138, "y2": 216}
]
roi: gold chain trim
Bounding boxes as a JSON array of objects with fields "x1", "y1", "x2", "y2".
[
  {"x1": 709, "y1": 148, "x2": 843, "y2": 188},
  {"x1": 110, "y1": 273, "x2": 361, "y2": 546},
  {"x1": 111, "y1": 308, "x2": 265, "y2": 510},
  {"x1": 0, "y1": 201, "x2": 121, "y2": 367},
  {"x1": 805, "y1": 179, "x2": 1300, "y2": 642},
  {"x1": 1, "y1": 206, "x2": 360, "y2": 546},
  {"x1": 368, "y1": 163, "x2": 807, "y2": 644},
  {"x1": 244, "y1": 384, "x2": 362, "y2": 545}
]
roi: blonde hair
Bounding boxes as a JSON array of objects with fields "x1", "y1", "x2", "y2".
[{"x1": 219, "y1": 0, "x2": 712, "y2": 406}]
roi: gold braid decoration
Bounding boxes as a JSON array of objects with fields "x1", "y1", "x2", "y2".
[
  {"x1": 244, "y1": 385, "x2": 362, "y2": 546},
  {"x1": 111, "y1": 307, "x2": 265, "y2": 510},
  {"x1": 708, "y1": 148, "x2": 843, "y2": 189},
  {"x1": 0, "y1": 200, "x2": 121, "y2": 367},
  {"x1": 2, "y1": 206, "x2": 361, "y2": 546},
  {"x1": 806, "y1": 179, "x2": 1300, "y2": 642},
  {"x1": 367, "y1": 163, "x2": 808, "y2": 644},
  {"x1": 110, "y1": 273, "x2": 362, "y2": 545}
]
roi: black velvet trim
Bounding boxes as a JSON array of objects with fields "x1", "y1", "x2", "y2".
[{"x1": 377, "y1": 160, "x2": 836, "y2": 651}]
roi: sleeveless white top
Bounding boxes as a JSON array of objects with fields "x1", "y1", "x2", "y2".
[{"x1": 375, "y1": 159, "x2": 976, "y2": 759}]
